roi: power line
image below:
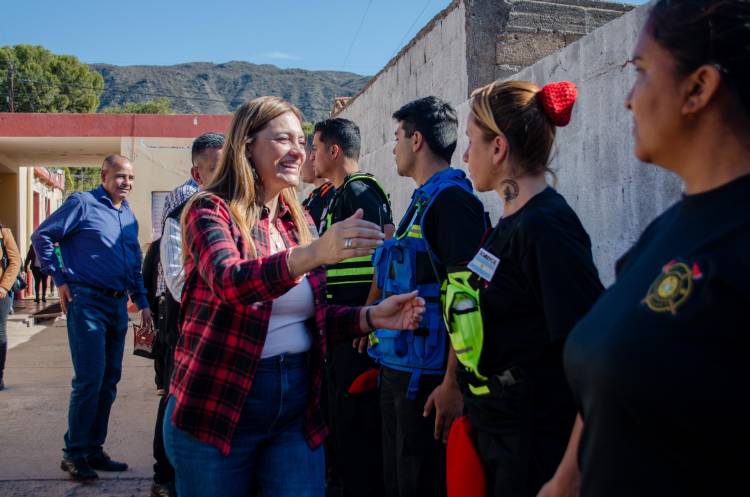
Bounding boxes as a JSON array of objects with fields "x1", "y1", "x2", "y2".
[
  {"x1": 342, "y1": 0, "x2": 374, "y2": 70},
  {"x1": 392, "y1": 0, "x2": 433, "y2": 58}
]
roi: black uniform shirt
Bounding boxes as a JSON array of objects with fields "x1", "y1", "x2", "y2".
[
  {"x1": 423, "y1": 186, "x2": 487, "y2": 268},
  {"x1": 320, "y1": 175, "x2": 393, "y2": 306},
  {"x1": 463, "y1": 187, "x2": 603, "y2": 437},
  {"x1": 476, "y1": 187, "x2": 603, "y2": 378},
  {"x1": 395, "y1": 185, "x2": 486, "y2": 279},
  {"x1": 564, "y1": 173, "x2": 750, "y2": 497}
]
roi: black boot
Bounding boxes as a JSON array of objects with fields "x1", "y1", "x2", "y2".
[
  {"x1": 60, "y1": 457, "x2": 98, "y2": 481},
  {"x1": 86, "y1": 451, "x2": 128, "y2": 471},
  {"x1": 0, "y1": 341, "x2": 6, "y2": 391}
]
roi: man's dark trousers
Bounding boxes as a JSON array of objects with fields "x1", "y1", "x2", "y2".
[
  {"x1": 380, "y1": 367, "x2": 446, "y2": 497},
  {"x1": 153, "y1": 292, "x2": 179, "y2": 485},
  {"x1": 63, "y1": 284, "x2": 128, "y2": 460},
  {"x1": 153, "y1": 345, "x2": 175, "y2": 484}
]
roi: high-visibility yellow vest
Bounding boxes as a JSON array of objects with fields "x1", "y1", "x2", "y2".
[
  {"x1": 319, "y1": 173, "x2": 391, "y2": 302},
  {"x1": 441, "y1": 269, "x2": 489, "y2": 396}
]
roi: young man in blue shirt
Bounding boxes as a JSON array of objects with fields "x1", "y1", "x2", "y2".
[{"x1": 32, "y1": 154, "x2": 153, "y2": 481}]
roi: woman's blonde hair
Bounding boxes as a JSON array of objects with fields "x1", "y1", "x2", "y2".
[
  {"x1": 182, "y1": 96, "x2": 313, "y2": 259},
  {"x1": 470, "y1": 80, "x2": 555, "y2": 179}
]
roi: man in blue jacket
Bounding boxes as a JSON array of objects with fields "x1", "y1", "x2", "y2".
[{"x1": 32, "y1": 154, "x2": 153, "y2": 481}]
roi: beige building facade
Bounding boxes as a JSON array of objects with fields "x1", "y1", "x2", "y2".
[{"x1": 0, "y1": 113, "x2": 232, "y2": 257}]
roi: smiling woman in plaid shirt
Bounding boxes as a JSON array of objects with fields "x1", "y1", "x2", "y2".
[{"x1": 162, "y1": 96, "x2": 425, "y2": 497}]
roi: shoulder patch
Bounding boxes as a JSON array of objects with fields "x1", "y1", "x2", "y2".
[{"x1": 642, "y1": 260, "x2": 703, "y2": 315}]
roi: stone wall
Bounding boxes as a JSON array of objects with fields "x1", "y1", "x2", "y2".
[
  {"x1": 469, "y1": 0, "x2": 632, "y2": 91},
  {"x1": 457, "y1": 2, "x2": 683, "y2": 284},
  {"x1": 338, "y1": 2, "x2": 684, "y2": 286}
]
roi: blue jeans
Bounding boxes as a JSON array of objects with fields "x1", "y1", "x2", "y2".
[
  {"x1": 164, "y1": 352, "x2": 325, "y2": 497},
  {"x1": 63, "y1": 284, "x2": 128, "y2": 459}
]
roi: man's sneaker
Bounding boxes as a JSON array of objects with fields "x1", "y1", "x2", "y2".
[
  {"x1": 150, "y1": 481, "x2": 176, "y2": 497},
  {"x1": 86, "y1": 451, "x2": 128, "y2": 471},
  {"x1": 60, "y1": 457, "x2": 98, "y2": 481}
]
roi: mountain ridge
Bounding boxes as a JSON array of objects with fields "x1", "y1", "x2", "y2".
[{"x1": 91, "y1": 61, "x2": 370, "y2": 122}]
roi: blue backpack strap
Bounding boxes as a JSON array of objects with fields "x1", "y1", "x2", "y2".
[
  {"x1": 415, "y1": 167, "x2": 476, "y2": 269},
  {"x1": 407, "y1": 369, "x2": 422, "y2": 399}
]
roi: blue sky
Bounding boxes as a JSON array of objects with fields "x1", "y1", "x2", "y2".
[{"x1": 2, "y1": 0, "x2": 647, "y2": 76}]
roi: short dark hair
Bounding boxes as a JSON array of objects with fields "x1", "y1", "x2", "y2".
[
  {"x1": 191, "y1": 132, "x2": 225, "y2": 163},
  {"x1": 392, "y1": 96, "x2": 458, "y2": 163},
  {"x1": 647, "y1": 0, "x2": 750, "y2": 120},
  {"x1": 313, "y1": 118, "x2": 361, "y2": 161}
]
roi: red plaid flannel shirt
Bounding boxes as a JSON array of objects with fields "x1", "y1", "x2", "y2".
[{"x1": 170, "y1": 193, "x2": 364, "y2": 455}]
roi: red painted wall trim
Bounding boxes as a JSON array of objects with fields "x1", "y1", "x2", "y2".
[{"x1": 0, "y1": 113, "x2": 233, "y2": 138}]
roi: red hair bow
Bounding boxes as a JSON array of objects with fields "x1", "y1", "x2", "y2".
[{"x1": 537, "y1": 81, "x2": 578, "y2": 127}]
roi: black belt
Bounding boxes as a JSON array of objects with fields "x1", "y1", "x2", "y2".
[
  {"x1": 101, "y1": 288, "x2": 126, "y2": 298},
  {"x1": 73, "y1": 284, "x2": 127, "y2": 299},
  {"x1": 474, "y1": 366, "x2": 526, "y2": 397}
]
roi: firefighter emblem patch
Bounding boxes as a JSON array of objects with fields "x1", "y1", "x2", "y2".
[{"x1": 643, "y1": 260, "x2": 703, "y2": 315}]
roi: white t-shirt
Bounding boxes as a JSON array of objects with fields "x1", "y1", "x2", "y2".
[{"x1": 260, "y1": 275, "x2": 314, "y2": 359}]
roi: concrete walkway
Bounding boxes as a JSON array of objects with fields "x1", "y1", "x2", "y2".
[{"x1": 0, "y1": 300, "x2": 160, "y2": 496}]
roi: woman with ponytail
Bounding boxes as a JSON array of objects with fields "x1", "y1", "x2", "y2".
[
  {"x1": 544, "y1": 1, "x2": 750, "y2": 496},
  {"x1": 444, "y1": 80, "x2": 603, "y2": 497},
  {"x1": 163, "y1": 96, "x2": 425, "y2": 497}
]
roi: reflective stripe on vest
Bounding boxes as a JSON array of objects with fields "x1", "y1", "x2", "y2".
[
  {"x1": 321, "y1": 172, "x2": 390, "y2": 235},
  {"x1": 321, "y1": 174, "x2": 390, "y2": 301}
]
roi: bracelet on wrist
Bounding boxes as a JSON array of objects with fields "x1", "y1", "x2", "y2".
[{"x1": 365, "y1": 306, "x2": 375, "y2": 331}]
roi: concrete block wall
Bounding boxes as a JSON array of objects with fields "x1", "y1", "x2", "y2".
[
  {"x1": 494, "y1": 0, "x2": 632, "y2": 79},
  {"x1": 463, "y1": 4, "x2": 682, "y2": 285}
]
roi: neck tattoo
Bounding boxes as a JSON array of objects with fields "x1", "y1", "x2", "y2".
[{"x1": 501, "y1": 179, "x2": 520, "y2": 204}]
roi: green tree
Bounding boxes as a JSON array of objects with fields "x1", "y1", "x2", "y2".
[
  {"x1": 103, "y1": 97, "x2": 173, "y2": 114},
  {"x1": 302, "y1": 121, "x2": 314, "y2": 142},
  {"x1": 64, "y1": 167, "x2": 101, "y2": 194},
  {"x1": 0, "y1": 45, "x2": 104, "y2": 112}
]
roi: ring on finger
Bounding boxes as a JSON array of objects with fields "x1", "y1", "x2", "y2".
[{"x1": 344, "y1": 238, "x2": 353, "y2": 249}]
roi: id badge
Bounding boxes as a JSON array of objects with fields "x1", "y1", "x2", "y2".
[{"x1": 467, "y1": 248, "x2": 500, "y2": 282}]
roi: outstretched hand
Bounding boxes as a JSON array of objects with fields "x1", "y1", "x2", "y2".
[
  {"x1": 315, "y1": 209, "x2": 384, "y2": 266},
  {"x1": 370, "y1": 291, "x2": 426, "y2": 331}
]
